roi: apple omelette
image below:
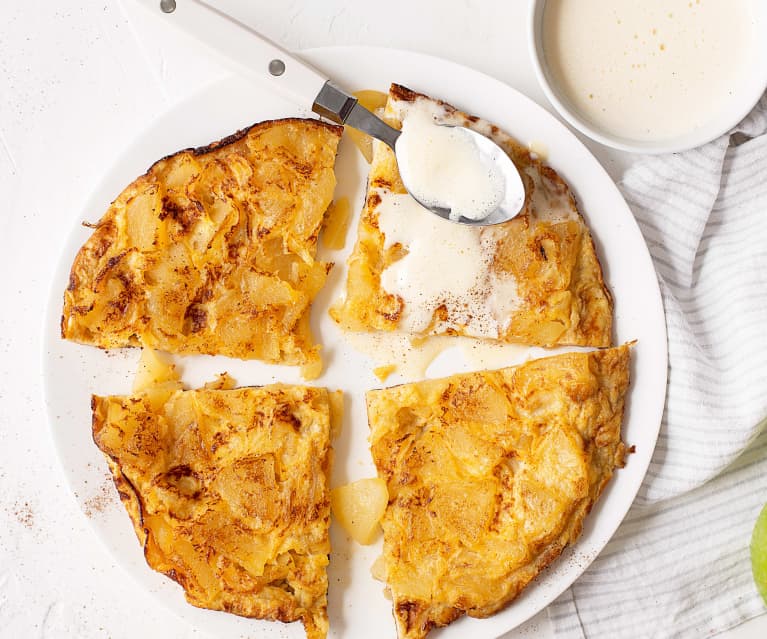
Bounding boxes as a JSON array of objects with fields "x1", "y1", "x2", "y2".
[
  {"x1": 92, "y1": 382, "x2": 337, "y2": 639},
  {"x1": 332, "y1": 84, "x2": 612, "y2": 347},
  {"x1": 367, "y1": 345, "x2": 631, "y2": 639},
  {"x1": 62, "y1": 118, "x2": 342, "y2": 376}
]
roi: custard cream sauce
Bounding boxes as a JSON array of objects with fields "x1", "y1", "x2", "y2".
[
  {"x1": 343, "y1": 331, "x2": 530, "y2": 383},
  {"x1": 543, "y1": 0, "x2": 757, "y2": 141},
  {"x1": 395, "y1": 104, "x2": 504, "y2": 221},
  {"x1": 374, "y1": 97, "x2": 577, "y2": 340}
]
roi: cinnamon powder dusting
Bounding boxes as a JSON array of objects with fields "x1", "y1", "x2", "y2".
[
  {"x1": 84, "y1": 473, "x2": 116, "y2": 518},
  {"x1": 13, "y1": 501, "x2": 34, "y2": 529}
]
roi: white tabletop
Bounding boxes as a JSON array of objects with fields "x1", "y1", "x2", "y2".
[{"x1": 0, "y1": 0, "x2": 763, "y2": 637}]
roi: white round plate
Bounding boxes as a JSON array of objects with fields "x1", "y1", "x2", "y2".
[{"x1": 43, "y1": 46, "x2": 667, "y2": 639}]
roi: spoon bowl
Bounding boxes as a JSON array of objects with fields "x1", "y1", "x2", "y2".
[
  {"x1": 338, "y1": 90, "x2": 525, "y2": 225},
  {"x1": 397, "y1": 125, "x2": 525, "y2": 226}
]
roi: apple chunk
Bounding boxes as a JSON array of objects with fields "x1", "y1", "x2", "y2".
[
  {"x1": 133, "y1": 348, "x2": 181, "y2": 393},
  {"x1": 331, "y1": 478, "x2": 388, "y2": 545}
]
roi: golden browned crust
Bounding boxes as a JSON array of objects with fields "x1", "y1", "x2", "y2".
[
  {"x1": 367, "y1": 345, "x2": 631, "y2": 639},
  {"x1": 332, "y1": 84, "x2": 612, "y2": 347},
  {"x1": 92, "y1": 384, "x2": 335, "y2": 639},
  {"x1": 63, "y1": 118, "x2": 343, "y2": 370}
]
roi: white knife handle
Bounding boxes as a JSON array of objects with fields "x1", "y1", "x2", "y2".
[{"x1": 132, "y1": 0, "x2": 328, "y2": 109}]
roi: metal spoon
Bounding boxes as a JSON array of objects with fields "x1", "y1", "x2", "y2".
[{"x1": 135, "y1": 0, "x2": 525, "y2": 226}]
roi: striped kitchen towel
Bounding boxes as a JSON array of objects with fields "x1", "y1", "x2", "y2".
[{"x1": 546, "y1": 93, "x2": 767, "y2": 638}]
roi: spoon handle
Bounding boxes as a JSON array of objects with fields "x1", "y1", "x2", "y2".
[
  {"x1": 133, "y1": 0, "x2": 327, "y2": 110},
  {"x1": 313, "y1": 85, "x2": 401, "y2": 148},
  {"x1": 132, "y1": 1, "x2": 402, "y2": 148}
]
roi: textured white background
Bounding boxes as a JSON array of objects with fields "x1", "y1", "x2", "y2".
[{"x1": 0, "y1": 0, "x2": 763, "y2": 637}]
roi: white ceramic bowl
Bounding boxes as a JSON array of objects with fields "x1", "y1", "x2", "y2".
[{"x1": 528, "y1": 0, "x2": 767, "y2": 154}]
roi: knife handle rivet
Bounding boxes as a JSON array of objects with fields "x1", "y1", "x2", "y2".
[
  {"x1": 269, "y1": 59, "x2": 286, "y2": 77},
  {"x1": 160, "y1": 0, "x2": 176, "y2": 13}
]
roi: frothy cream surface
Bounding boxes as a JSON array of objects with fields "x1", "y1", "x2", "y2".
[
  {"x1": 543, "y1": 0, "x2": 757, "y2": 141},
  {"x1": 375, "y1": 192, "x2": 521, "y2": 338}
]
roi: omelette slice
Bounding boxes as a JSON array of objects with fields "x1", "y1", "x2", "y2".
[
  {"x1": 332, "y1": 84, "x2": 612, "y2": 347},
  {"x1": 367, "y1": 345, "x2": 631, "y2": 639},
  {"x1": 92, "y1": 383, "x2": 337, "y2": 639},
  {"x1": 63, "y1": 118, "x2": 342, "y2": 376}
]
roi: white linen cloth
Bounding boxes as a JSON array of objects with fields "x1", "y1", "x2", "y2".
[{"x1": 547, "y1": 94, "x2": 767, "y2": 638}]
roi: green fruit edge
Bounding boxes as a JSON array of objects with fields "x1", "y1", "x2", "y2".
[{"x1": 751, "y1": 502, "x2": 767, "y2": 605}]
